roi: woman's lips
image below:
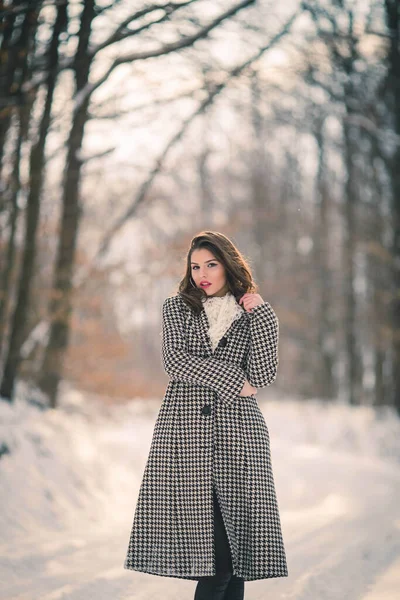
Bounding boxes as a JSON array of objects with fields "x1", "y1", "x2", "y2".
[{"x1": 200, "y1": 282, "x2": 212, "y2": 287}]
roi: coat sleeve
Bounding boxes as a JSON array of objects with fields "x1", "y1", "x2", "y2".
[
  {"x1": 245, "y1": 301, "x2": 279, "y2": 388},
  {"x1": 161, "y1": 296, "x2": 247, "y2": 405}
]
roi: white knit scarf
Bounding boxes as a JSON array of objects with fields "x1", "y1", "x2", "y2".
[{"x1": 201, "y1": 291, "x2": 244, "y2": 352}]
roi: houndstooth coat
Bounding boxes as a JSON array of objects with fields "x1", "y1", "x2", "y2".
[{"x1": 124, "y1": 293, "x2": 288, "y2": 582}]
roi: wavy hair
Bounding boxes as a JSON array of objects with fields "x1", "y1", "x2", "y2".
[{"x1": 178, "y1": 231, "x2": 258, "y2": 314}]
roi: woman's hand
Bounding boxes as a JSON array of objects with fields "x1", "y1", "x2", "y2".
[
  {"x1": 239, "y1": 379, "x2": 257, "y2": 397},
  {"x1": 239, "y1": 292, "x2": 264, "y2": 312}
]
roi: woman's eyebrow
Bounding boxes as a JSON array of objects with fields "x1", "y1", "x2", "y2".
[{"x1": 190, "y1": 259, "x2": 218, "y2": 264}]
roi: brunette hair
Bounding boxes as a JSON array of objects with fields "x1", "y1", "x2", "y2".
[{"x1": 178, "y1": 231, "x2": 258, "y2": 314}]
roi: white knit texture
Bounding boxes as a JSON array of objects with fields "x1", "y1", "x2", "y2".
[{"x1": 202, "y1": 292, "x2": 244, "y2": 352}]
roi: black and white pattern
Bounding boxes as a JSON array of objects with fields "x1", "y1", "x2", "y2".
[{"x1": 123, "y1": 293, "x2": 288, "y2": 581}]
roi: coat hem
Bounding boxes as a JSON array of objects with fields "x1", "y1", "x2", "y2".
[{"x1": 123, "y1": 563, "x2": 289, "y2": 582}]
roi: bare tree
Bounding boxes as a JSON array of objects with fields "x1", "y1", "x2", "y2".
[
  {"x1": 311, "y1": 115, "x2": 336, "y2": 400},
  {"x1": 382, "y1": 0, "x2": 400, "y2": 415},
  {"x1": 0, "y1": 1, "x2": 68, "y2": 400},
  {"x1": 303, "y1": 1, "x2": 371, "y2": 405}
]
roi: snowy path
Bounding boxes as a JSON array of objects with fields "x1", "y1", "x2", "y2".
[
  {"x1": 2, "y1": 443, "x2": 399, "y2": 600},
  {"x1": 1, "y1": 392, "x2": 400, "y2": 599}
]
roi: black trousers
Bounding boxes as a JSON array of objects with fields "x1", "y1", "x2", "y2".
[{"x1": 194, "y1": 486, "x2": 245, "y2": 600}]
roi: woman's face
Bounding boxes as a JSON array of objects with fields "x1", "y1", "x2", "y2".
[{"x1": 190, "y1": 248, "x2": 228, "y2": 297}]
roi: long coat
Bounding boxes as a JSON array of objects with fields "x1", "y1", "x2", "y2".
[{"x1": 124, "y1": 293, "x2": 288, "y2": 582}]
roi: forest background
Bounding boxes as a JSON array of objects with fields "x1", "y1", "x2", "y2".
[{"x1": 0, "y1": 0, "x2": 399, "y2": 415}]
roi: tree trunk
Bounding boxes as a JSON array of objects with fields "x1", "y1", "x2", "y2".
[
  {"x1": 341, "y1": 16, "x2": 364, "y2": 406},
  {"x1": 0, "y1": 1, "x2": 41, "y2": 171},
  {"x1": 199, "y1": 123, "x2": 215, "y2": 224},
  {"x1": 342, "y1": 113, "x2": 363, "y2": 406},
  {"x1": 38, "y1": 0, "x2": 95, "y2": 407},
  {"x1": 365, "y1": 129, "x2": 391, "y2": 407},
  {"x1": 384, "y1": 0, "x2": 400, "y2": 415},
  {"x1": 0, "y1": 121, "x2": 22, "y2": 355},
  {"x1": 249, "y1": 68, "x2": 272, "y2": 281},
  {"x1": 0, "y1": 1, "x2": 67, "y2": 400},
  {"x1": 313, "y1": 123, "x2": 336, "y2": 400},
  {"x1": 0, "y1": 154, "x2": 41, "y2": 401}
]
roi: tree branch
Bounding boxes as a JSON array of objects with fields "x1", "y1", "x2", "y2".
[
  {"x1": 78, "y1": 0, "x2": 256, "y2": 107},
  {"x1": 90, "y1": 0, "x2": 199, "y2": 57},
  {"x1": 83, "y1": 9, "x2": 299, "y2": 270},
  {"x1": 88, "y1": 86, "x2": 201, "y2": 120},
  {"x1": 0, "y1": 0, "x2": 66, "y2": 18}
]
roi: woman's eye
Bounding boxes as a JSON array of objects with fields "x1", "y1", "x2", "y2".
[{"x1": 192, "y1": 263, "x2": 217, "y2": 270}]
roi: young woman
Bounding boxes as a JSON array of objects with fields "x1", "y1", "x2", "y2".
[{"x1": 124, "y1": 231, "x2": 288, "y2": 599}]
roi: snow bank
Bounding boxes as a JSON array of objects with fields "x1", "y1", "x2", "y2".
[
  {"x1": 0, "y1": 381, "x2": 159, "y2": 542},
  {"x1": 1, "y1": 382, "x2": 399, "y2": 546},
  {"x1": 259, "y1": 392, "x2": 400, "y2": 466}
]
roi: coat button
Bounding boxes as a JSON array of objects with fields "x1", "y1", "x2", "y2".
[
  {"x1": 201, "y1": 404, "x2": 212, "y2": 415},
  {"x1": 219, "y1": 336, "x2": 228, "y2": 347}
]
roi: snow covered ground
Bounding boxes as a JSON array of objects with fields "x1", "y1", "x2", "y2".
[{"x1": 1, "y1": 382, "x2": 400, "y2": 600}]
